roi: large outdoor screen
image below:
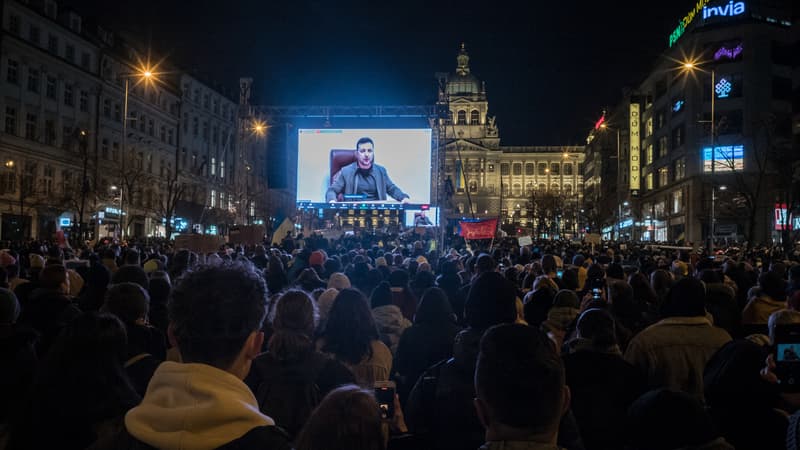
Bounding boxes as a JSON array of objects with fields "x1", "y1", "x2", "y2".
[
  {"x1": 297, "y1": 129, "x2": 432, "y2": 208},
  {"x1": 404, "y1": 207, "x2": 440, "y2": 227}
]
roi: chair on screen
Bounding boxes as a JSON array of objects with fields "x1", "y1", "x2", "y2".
[{"x1": 329, "y1": 149, "x2": 357, "y2": 201}]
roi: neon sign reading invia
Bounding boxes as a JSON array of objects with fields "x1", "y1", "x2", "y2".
[
  {"x1": 668, "y1": 1, "x2": 746, "y2": 47},
  {"x1": 703, "y1": 1, "x2": 745, "y2": 19}
]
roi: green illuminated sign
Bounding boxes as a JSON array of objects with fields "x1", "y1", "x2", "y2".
[{"x1": 669, "y1": 0, "x2": 709, "y2": 47}]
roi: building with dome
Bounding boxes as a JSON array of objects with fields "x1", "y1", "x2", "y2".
[{"x1": 437, "y1": 44, "x2": 585, "y2": 238}]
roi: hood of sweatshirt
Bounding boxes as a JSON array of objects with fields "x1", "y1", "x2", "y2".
[{"x1": 125, "y1": 361, "x2": 274, "y2": 450}]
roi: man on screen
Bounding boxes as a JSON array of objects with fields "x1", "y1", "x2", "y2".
[
  {"x1": 326, "y1": 137, "x2": 410, "y2": 203},
  {"x1": 414, "y1": 210, "x2": 433, "y2": 227}
]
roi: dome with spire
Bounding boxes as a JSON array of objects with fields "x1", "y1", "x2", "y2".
[{"x1": 446, "y1": 43, "x2": 481, "y2": 96}]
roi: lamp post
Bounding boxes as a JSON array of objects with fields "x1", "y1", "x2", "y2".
[
  {"x1": 599, "y1": 123, "x2": 622, "y2": 240},
  {"x1": 118, "y1": 68, "x2": 155, "y2": 240},
  {"x1": 681, "y1": 61, "x2": 716, "y2": 252}
]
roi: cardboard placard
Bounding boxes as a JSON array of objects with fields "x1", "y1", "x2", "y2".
[
  {"x1": 174, "y1": 234, "x2": 226, "y2": 254},
  {"x1": 228, "y1": 225, "x2": 266, "y2": 245}
]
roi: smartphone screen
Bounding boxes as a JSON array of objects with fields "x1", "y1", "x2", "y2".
[
  {"x1": 374, "y1": 381, "x2": 396, "y2": 419},
  {"x1": 556, "y1": 270, "x2": 563, "y2": 278},
  {"x1": 774, "y1": 325, "x2": 800, "y2": 391},
  {"x1": 592, "y1": 288, "x2": 602, "y2": 300}
]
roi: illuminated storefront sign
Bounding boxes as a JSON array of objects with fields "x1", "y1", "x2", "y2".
[
  {"x1": 714, "y1": 42, "x2": 743, "y2": 60},
  {"x1": 669, "y1": 0, "x2": 709, "y2": 47},
  {"x1": 715, "y1": 77, "x2": 733, "y2": 98},
  {"x1": 775, "y1": 203, "x2": 790, "y2": 231},
  {"x1": 629, "y1": 103, "x2": 641, "y2": 194},
  {"x1": 702, "y1": 145, "x2": 744, "y2": 172},
  {"x1": 669, "y1": 1, "x2": 746, "y2": 47},
  {"x1": 703, "y1": 1, "x2": 745, "y2": 19}
]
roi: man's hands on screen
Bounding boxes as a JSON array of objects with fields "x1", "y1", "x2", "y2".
[{"x1": 401, "y1": 198, "x2": 410, "y2": 204}]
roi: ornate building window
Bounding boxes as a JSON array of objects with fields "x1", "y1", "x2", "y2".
[
  {"x1": 457, "y1": 110, "x2": 467, "y2": 125},
  {"x1": 500, "y1": 163, "x2": 509, "y2": 176},
  {"x1": 550, "y1": 163, "x2": 560, "y2": 175},
  {"x1": 538, "y1": 163, "x2": 547, "y2": 175},
  {"x1": 512, "y1": 163, "x2": 522, "y2": 176},
  {"x1": 512, "y1": 183, "x2": 521, "y2": 196},
  {"x1": 469, "y1": 180, "x2": 477, "y2": 193},
  {"x1": 563, "y1": 163, "x2": 573, "y2": 176},
  {"x1": 525, "y1": 163, "x2": 535, "y2": 175},
  {"x1": 470, "y1": 110, "x2": 480, "y2": 125}
]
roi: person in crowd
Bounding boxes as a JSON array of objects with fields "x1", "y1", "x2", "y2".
[
  {"x1": 370, "y1": 281, "x2": 411, "y2": 355},
  {"x1": 411, "y1": 270, "x2": 436, "y2": 303},
  {"x1": 474, "y1": 324, "x2": 569, "y2": 450},
  {"x1": 145, "y1": 272, "x2": 171, "y2": 336},
  {"x1": 626, "y1": 388, "x2": 734, "y2": 450},
  {"x1": 101, "y1": 282, "x2": 166, "y2": 396},
  {"x1": 96, "y1": 262, "x2": 292, "y2": 450},
  {"x1": 742, "y1": 271, "x2": 787, "y2": 326},
  {"x1": 0, "y1": 288, "x2": 37, "y2": 438},
  {"x1": 294, "y1": 268, "x2": 327, "y2": 292},
  {"x1": 267, "y1": 254, "x2": 290, "y2": 296},
  {"x1": 699, "y1": 269, "x2": 741, "y2": 337},
  {"x1": 389, "y1": 270, "x2": 417, "y2": 321},
  {"x1": 703, "y1": 339, "x2": 787, "y2": 450},
  {"x1": 7, "y1": 264, "x2": 27, "y2": 292},
  {"x1": 75, "y1": 262, "x2": 109, "y2": 310},
  {"x1": 624, "y1": 277, "x2": 732, "y2": 399},
  {"x1": 317, "y1": 288, "x2": 392, "y2": 387},
  {"x1": 294, "y1": 385, "x2": 402, "y2": 450},
  {"x1": 247, "y1": 290, "x2": 354, "y2": 440},
  {"x1": 326, "y1": 137, "x2": 410, "y2": 203},
  {"x1": 327, "y1": 272, "x2": 351, "y2": 291},
  {"x1": 434, "y1": 260, "x2": 461, "y2": 311},
  {"x1": 17, "y1": 264, "x2": 81, "y2": 357},
  {"x1": 251, "y1": 245, "x2": 269, "y2": 271},
  {"x1": 523, "y1": 280, "x2": 558, "y2": 327},
  {"x1": 563, "y1": 308, "x2": 646, "y2": 450},
  {"x1": 542, "y1": 289, "x2": 581, "y2": 346},
  {"x1": 394, "y1": 287, "x2": 460, "y2": 403},
  {"x1": 9, "y1": 312, "x2": 141, "y2": 450},
  {"x1": 405, "y1": 270, "x2": 530, "y2": 450}
]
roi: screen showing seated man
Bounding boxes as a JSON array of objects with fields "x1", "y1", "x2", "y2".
[
  {"x1": 297, "y1": 129, "x2": 432, "y2": 207},
  {"x1": 404, "y1": 207, "x2": 439, "y2": 227}
]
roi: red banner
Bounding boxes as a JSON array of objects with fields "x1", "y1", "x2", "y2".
[{"x1": 459, "y1": 219, "x2": 498, "y2": 239}]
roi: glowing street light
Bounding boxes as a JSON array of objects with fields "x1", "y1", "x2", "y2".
[{"x1": 680, "y1": 58, "x2": 717, "y2": 251}]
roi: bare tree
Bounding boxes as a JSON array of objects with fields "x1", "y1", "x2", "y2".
[{"x1": 149, "y1": 176, "x2": 186, "y2": 239}]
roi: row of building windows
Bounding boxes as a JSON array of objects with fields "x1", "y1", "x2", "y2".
[
  {"x1": 453, "y1": 161, "x2": 583, "y2": 176},
  {"x1": 182, "y1": 112, "x2": 233, "y2": 145},
  {"x1": 183, "y1": 84, "x2": 235, "y2": 121},
  {"x1": 7, "y1": 59, "x2": 91, "y2": 112},
  {"x1": 643, "y1": 157, "x2": 686, "y2": 192},
  {"x1": 8, "y1": 13, "x2": 92, "y2": 71},
  {"x1": 453, "y1": 109, "x2": 481, "y2": 125}
]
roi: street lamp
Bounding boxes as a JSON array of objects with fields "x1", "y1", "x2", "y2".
[
  {"x1": 680, "y1": 59, "x2": 716, "y2": 251},
  {"x1": 599, "y1": 123, "x2": 623, "y2": 240},
  {"x1": 119, "y1": 66, "x2": 156, "y2": 240}
]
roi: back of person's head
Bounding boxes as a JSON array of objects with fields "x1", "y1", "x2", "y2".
[
  {"x1": 388, "y1": 269, "x2": 409, "y2": 288},
  {"x1": 269, "y1": 289, "x2": 318, "y2": 361},
  {"x1": 294, "y1": 385, "x2": 385, "y2": 450},
  {"x1": 650, "y1": 269, "x2": 673, "y2": 294},
  {"x1": 0, "y1": 288, "x2": 20, "y2": 324},
  {"x1": 102, "y1": 282, "x2": 150, "y2": 325},
  {"x1": 475, "y1": 324, "x2": 565, "y2": 437},
  {"x1": 626, "y1": 388, "x2": 722, "y2": 450},
  {"x1": 317, "y1": 288, "x2": 339, "y2": 324},
  {"x1": 759, "y1": 271, "x2": 786, "y2": 302},
  {"x1": 768, "y1": 309, "x2": 800, "y2": 344},
  {"x1": 561, "y1": 268, "x2": 579, "y2": 291},
  {"x1": 370, "y1": 281, "x2": 392, "y2": 309},
  {"x1": 465, "y1": 271, "x2": 517, "y2": 329},
  {"x1": 123, "y1": 248, "x2": 140, "y2": 266},
  {"x1": 607, "y1": 263, "x2": 625, "y2": 280},
  {"x1": 576, "y1": 308, "x2": 617, "y2": 348},
  {"x1": 475, "y1": 253, "x2": 496, "y2": 274},
  {"x1": 328, "y1": 272, "x2": 351, "y2": 290},
  {"x1": 704, "y1": 339, "x2": 774, "y2": 410},
  {"x1": 322, "y1": 288, "x2": 379, "y2": 365},
  {"x1": 698, "y1": 269, "x2": 723, "y2": 284},
  {"x1": 660, "y1": 277, "x2": 706, "y2": 318},
  {"x1": 39, "y1": 264, "x2": 67, "y2": 291},
  {"x1": 415, "y1": 287, "x2": 455, "y2": 325},
  {"x1": 112, "y1": 265, "x2": 150, "y2": 290},
  {"x1": 541, "y1": 254, "x2": 557, "y2": 274},
  {"x1": 169, "y1": 262, "x2": 267, "y2": 370}
]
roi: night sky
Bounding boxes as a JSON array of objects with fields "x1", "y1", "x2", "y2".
[{"x1": 64, "y1": 0, "x2": 696, "y2": 145}]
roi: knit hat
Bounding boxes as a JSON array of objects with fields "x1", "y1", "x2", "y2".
[
  {"x1": 143, "y1": 259, "x2": 160, "y2": 273},
  {"x1": 0, "y1": 251, "x2": 15, "y2": 267},
  {"x1": 309, "y1": 250, "x2": 327, "y2": 267},
  {"x1": 29, "y1": 254, "x2": 45, "y2": 269},
  {"x1": 0, "y1": 288, "x2": 20, "y2": 324},
  {"x1": 317, "y1": 288, "x2": 339, "y2": 321},
  {"x1": 327, "y1": 272, "x2": 351, "y2": 290}
]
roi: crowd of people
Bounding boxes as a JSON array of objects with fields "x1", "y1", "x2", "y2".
[{"x1": 1, "y1": 231, "x2": 800, "y2": 450}]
